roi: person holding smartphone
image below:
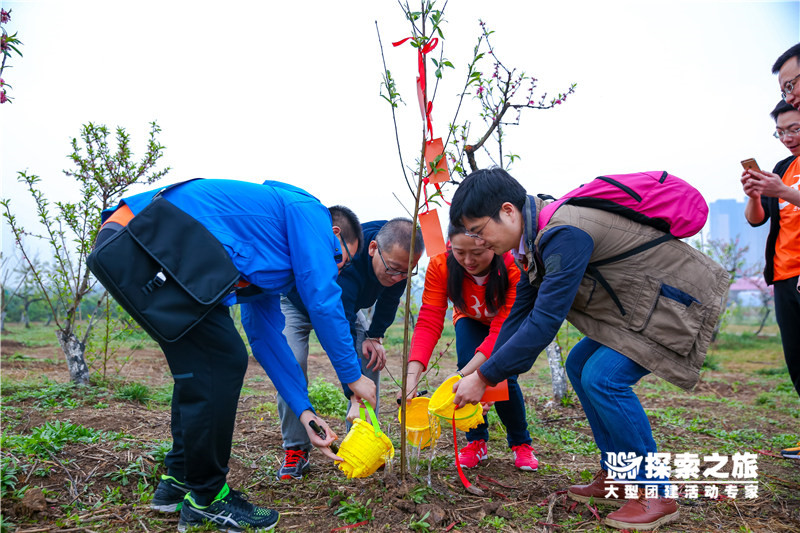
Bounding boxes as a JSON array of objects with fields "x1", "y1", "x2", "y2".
[
  {"x1": 740, "y1": 100, "x2": 800, "y2": 461},
  {"x1": 401, "y1": 223, "x2": 537, "y2": 471}
]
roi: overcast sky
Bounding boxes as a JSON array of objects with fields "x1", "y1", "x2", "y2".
[{"x1": 2, "y1": 0, "x2": 798, "y2": 261}]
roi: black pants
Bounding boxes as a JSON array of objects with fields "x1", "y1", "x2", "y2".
[
  {"x1": 774, "y1": 275, "x2": 800, "y2": 398},
  {"x1": 158, "y1": 304, "x2": 249, "y2": 504}
]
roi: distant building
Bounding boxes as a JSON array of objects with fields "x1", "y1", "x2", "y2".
[{"x1": 708, "y1": 198, "x2": 769, "y2": 271}]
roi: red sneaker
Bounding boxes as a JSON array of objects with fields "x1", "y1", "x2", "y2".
[
  {"x1": 458, "y1": 440, "x2": 488, "y2": 468},
  {"x1": 276, "y1": 448, "x2": 310, "y2": 480},
  {"x1": 511, "y1": 443, "x2": 539, "y2": 471}
]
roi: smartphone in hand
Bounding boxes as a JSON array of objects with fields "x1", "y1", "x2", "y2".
[{"x1": 741, "y1": 158, "x2": 761, "y2": 173}]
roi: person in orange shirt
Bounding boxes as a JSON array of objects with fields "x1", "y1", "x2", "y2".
[
  {"x1": 401, "y1": 224, "x2": 538, "y2": 470},
  {"x1": 741, "y1": 99, "x2": 800, "y2": 460}
]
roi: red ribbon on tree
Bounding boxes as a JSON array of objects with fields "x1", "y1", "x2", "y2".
[{"x1": 392, "y1": 36, "x2": 438, "y2": 140}]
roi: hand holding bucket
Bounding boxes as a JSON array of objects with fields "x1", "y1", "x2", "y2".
[
  {"x1": 335, "y1": 400, "x2": 395, "y2": 479},
  {"x1": 429, "y1": 375, "x2": 484, "y2": 432}
]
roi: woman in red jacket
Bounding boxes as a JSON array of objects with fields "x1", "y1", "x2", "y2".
[{"x1": 403, "y1": 224, "x2": 537, "y2": 470}]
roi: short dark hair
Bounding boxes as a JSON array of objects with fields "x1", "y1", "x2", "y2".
[
  {"x1": 772, "y1": 43, "x2": 800, "y2": 74},
  {"x1": 329, "y1": 205, "x2": 363, "y2": 255},
  {"x1": 445, "y1": 223, "x2": 509, "y2": 315},
  {"x1": 375, "y1": 217, "x2": 425, "y2": 257},
  {"x1": 771, "y1": 99, "x2": 797, "y2": 121},
  {"x1": 449, "y1": 167, "x2": 527, "y2": 226}
]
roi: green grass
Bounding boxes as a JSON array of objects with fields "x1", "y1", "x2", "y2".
[
  {"x1": 114, "y1": 382, "x2": 152, "y2": 404},
  {"x1": 2, "y1": 377, "x2": 112, "y2": 411},
  {"x1": 1, "y1": 323, "x2": 60, "y2": 346},
  {"x1": 1, "y1": 420, "x2": 121, "y2": 458},
  {"x1": 308, "y1": 376, "x2": 348, "y2": 417},
  {"x1": 716, "y1": 331, "x2": 783, "y2": 349},
  {"x1": 334, "y1": 497, "x2": 373, "y2": 524}
]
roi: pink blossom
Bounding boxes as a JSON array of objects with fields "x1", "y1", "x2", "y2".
[
  {"x1": 0, "y1": 9, "x2": 9, "y2": 24},
  {"x1": 0, "y1": 35, "x2": 7, "y2": 51},
  {"x1": 477, "y1": 86, "x2": 485, "y2": 96},
  {"x1": 0, "y1": 91, "x2": 7, "y2": 104},
  {"x1": 0, "y1": 78, "x2": 4, "y2": 86}
]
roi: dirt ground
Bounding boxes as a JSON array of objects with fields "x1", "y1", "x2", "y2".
[{"x1": 2, "y1": 331, "x2": 800, "y2": 533}]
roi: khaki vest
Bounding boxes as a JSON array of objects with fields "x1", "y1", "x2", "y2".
[{"x1": 523, "y1": 196, "x2": 729, "y2": 391}]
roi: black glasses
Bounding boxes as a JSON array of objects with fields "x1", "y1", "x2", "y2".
[
  {"x1": 464, "y1": 207, "x2": 500, "y2": 239},
  {"x1": 376, "y1": 243, "x2": 417, "y2": 277},
  {"x1": 774, "y1": 126, "x2": 800, "y2": 140},
  {"x1": 334, "y1": 237, "x2": 354, "y2": 271},
  {"x1": 340, "y1": 238, "x2": 353, "y2": 270},
  {"x1": 781, "y1": 72, "x2": 800, "y2": 100}
]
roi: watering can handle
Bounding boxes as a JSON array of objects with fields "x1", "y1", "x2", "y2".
[{"x1": 358, "y1": 400, "x2": 381, "y2": 437}]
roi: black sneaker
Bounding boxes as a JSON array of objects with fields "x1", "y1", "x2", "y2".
[
  {"x1": 781, "y1": 442, "x2": 800, "y2": 460},
  {"x1": 276, "y1": 448, "x2": 310, "y2": 480},
  {"x1": 150, "y1": 475, "x2": 190, "y2": 512},
  {"x1": 177, "y1": 484, "x2": 279, "y2": 532}
]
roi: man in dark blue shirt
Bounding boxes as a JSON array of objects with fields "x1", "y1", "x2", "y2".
[
  {"x1": 447, "y1": 168, "x2": 726, "y2": 531},
  {"x1": 276, "y1": 217, "x2": 424, "y2": 480}
]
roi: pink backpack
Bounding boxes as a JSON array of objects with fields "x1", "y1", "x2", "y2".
[{"x1": 538, "y1": 171, "x2": 708, "y2": 238}]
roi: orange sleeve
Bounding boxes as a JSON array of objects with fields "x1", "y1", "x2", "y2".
[
  {"x1": 409, "y1": 254, "x2": 449, "y2": 369},
  {"x1": 476, "y1": 252, "x2": 520, "y2": 357}
]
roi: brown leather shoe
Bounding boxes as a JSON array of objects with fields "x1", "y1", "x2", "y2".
[
  {"x1": 567, "y1": 469, "x2": 625, "y2": 507},
  {"x1": 604, "y1": 491, "x2": 679, "y2": 530}
]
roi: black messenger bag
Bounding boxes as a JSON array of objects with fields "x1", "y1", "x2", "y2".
[{"x1": 87, "y1": 196, "x2": 241, "y2": 343}]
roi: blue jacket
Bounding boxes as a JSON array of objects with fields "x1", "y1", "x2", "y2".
[
  {"x1": 106, "y1": 179, "x2": 363, "y2": 417},
  {"x1": 287, "y1": 221, "x2": 406, "y2": 342}
]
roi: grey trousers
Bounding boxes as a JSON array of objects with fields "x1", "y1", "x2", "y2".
[{"x1": 277, "y1": 296, "x2": 381, "y2": 450}]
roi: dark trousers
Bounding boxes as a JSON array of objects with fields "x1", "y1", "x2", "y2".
[
  {"x1": 159, "y1": 304, "x2": 249, "y2": 505},
  {"x1": 774, "y1": 275, "x2": 800, "y2": 398},
  {"x1": 455, "y1": 318, "x2": 532, "y2": 447}
]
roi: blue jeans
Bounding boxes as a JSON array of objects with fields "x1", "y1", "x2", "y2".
[
  {"x1": 456, "y1": 318, "x2": 531, "y2": 448},
  {"x1": 565, "y1": 337, "x2": 666, "y2": 491}
]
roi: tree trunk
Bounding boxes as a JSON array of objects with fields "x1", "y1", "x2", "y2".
[
  {"x1": 546, "y1": 342, "x2": 567, "y2": 402},
  {"x1": 711, "y1": 293, "x2": 729, "y2": 342},
  {"x1": 754, "y1": 308, "x2": 770, "y2": 336},
  {"x1": 56, "y1": 330, "x2": 91, "y2": 385}
]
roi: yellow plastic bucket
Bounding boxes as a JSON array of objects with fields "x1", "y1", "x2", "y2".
[
  {"x1": 428, "y1": 375, "x2": 484, "y2": 432},
  {"x1": 398, "y1": 397, "x2": 441, "y2": 449},
  {"x1": 336, "y1": 403, "x2": 395, "y2": 479}
]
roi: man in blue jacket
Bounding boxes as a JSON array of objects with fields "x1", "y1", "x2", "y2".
[
  {"x1": 95, "y1": 179, "x2": 376, "y2": 532},
  {"x1": 275, "y1": 218, "x2": 424, "y2": 480}
]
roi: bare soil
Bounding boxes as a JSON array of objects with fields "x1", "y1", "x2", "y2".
[{"x1": 2, "y1": 327, "x2": 799, "y2": 533}]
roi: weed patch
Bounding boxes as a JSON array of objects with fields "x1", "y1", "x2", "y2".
[{"x1": 308, "y1": 376, "x2": 347, "y2": 417}]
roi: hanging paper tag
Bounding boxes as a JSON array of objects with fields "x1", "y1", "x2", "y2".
[
  {"x1": 480, "y1": 380, "x2": 509, "y2": 403},
  {"x1": 424, "y1": 138, "x2": 450, "y2": 184},
  {"x1": 418, "y1": 209, "x2": 447, "y2": 258}
]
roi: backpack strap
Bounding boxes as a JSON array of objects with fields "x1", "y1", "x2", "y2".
[
  {"x1": 523, "y1": 195, "x2": 536, "y2": 252},
  {"x1": 586, "y1": 233, "x2": 675, "y2": 316}
]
